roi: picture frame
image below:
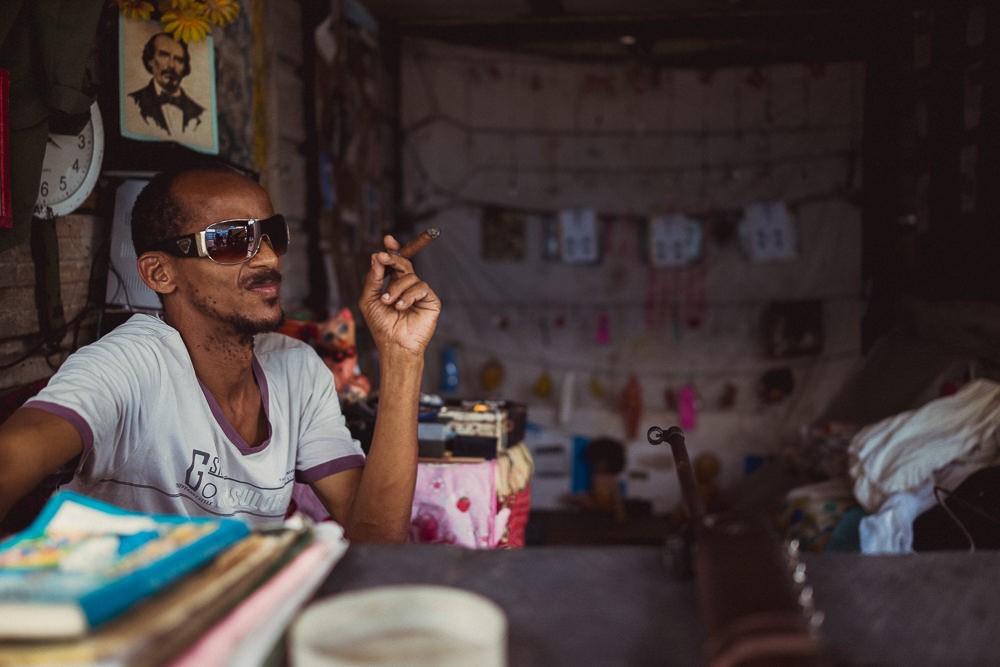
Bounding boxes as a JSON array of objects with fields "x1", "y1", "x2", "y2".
[{"x1": 118, "y1": 18, "x2": 219, "y2": 155}]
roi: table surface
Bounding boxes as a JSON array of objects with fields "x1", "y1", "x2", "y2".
[{"x1": 314, "y1": 543, "x2": 1000, "y2": 667}]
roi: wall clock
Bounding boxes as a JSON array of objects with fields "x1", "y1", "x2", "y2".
[{"x1": 33, "y1": 101, "x2": 105, "y2": 220}]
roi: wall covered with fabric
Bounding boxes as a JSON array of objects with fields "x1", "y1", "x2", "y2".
[{"x1": 400, "y1": 38, "x2": 866, "y2": 510}]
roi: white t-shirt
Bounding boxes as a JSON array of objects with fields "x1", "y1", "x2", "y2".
[{"x1": 25, "y1": 314, "x2": 365, "y2": 527}]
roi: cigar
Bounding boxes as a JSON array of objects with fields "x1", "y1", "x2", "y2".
[{"x1": 398, "y1": 228, "x2": 440, "y2": 259}]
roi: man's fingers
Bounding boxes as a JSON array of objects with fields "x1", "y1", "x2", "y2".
[
  {"x1": 364, "y1": 234, "x2": 439, "y2": 310},
  {"x1": 379, "y1": 272, "x2": 423, "y2": 307},
  {"x1": 383, "y1": 234, "x2": 402, "y2": 254},
  {"x1": 364, "y1": 253, "x2": 389, "y2": 298},
  {"x1": 364, "y1": 251, "x2": 421, "y2": 305}
]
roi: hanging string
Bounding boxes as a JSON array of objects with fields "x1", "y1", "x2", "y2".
[
  {"x1": 507, "y1": 58, "x2": 519, "y2": 198},
  {"x1": 438, "y1": 291, "x2": 861, "y2": 310},
  {"x1": 405, "y1": 53, "x2": 862, "y2": 218},
  {"x1": 403, "y1": 110, "x2": 856, "y2": 142},
  {"x1": 452, "y1": 337, "x2": 863, "y2": 381},
  {"x1": 404, "y1": 149, "x2": 857, "y2": 220}
]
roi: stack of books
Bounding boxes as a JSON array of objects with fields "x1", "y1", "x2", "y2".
[{"x1": 0, "y1": 491, "x2": 348, "y2": 666}]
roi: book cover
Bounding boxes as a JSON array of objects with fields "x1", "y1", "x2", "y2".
[
  {"x1": 0, "y1": 526, "x2": 313, "y2": 667},
  {"x1": 0, "y1": 490, "x2": 251, "y2": 640},
  {"x1": 170, "y1": 522, "x2": 349, "y2": 667}
]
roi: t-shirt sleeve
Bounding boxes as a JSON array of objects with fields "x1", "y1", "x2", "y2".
[
  {"x1": 22, "y1": 333, "x2": 160, "y2": 477},
  {"x1": 287, "y1": 345, "x2": 365, "y2": 483}
]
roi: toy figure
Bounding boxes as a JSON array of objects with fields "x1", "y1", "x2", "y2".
[{"x1": 315, "y1": 308, "x2": 371, "y2": 403}]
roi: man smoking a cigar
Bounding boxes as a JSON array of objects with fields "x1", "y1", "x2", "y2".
[{"x1": 0, "y1": 165, "x2": 441, "y2": 543}]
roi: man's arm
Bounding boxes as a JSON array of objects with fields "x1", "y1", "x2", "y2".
[
  {"x1": 312, "y1": 235, "x2": 440, "y2": 543},
  {"x1": 308, "y1": 349, "x2": 422, "y2": 542},
  {"x1": 337, "y1": 346, "x2": 424, "y2": 542},
  {"x1": 0, "y1": 408, "x2": 83, "y2": 522}
]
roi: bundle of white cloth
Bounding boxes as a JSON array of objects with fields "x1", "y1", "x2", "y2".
[{"x1": 848, "y1": 379, "x2": 1000, "y2": 553}]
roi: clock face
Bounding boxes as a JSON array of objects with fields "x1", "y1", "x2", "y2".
[{"x1": 33, "y1": 101, "x2": 105, "y2": 220}]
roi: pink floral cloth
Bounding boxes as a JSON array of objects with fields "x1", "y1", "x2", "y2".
[
  {"x1": 289, "y1": 461, "x2": 512, "y2": 549},
  {"x1": 409, "y1": 460, "x2": 508, "y2": 549}
]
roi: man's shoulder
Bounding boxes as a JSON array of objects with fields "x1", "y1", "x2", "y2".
[
  {"x1": 82, "y1": 315, "x2": 177, "y2": 356},
  {"x1": 47, "y1": 315, "x2": 180, "y2": 385},
  {"x1": 104, "y1": 313, "x2": 173, "y2": 338}
]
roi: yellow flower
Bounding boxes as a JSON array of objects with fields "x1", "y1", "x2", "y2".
[
  {"x1": 112, "y1": 0, "x2": 155, "y2": 21},
  {"x1": 116, "y1": 0, "x2": 241, "y2": 41},
  {"x1": 161, "y1": 6, "x2": 210, "y2": 43},
  {"x1": 201, "y1": 0, "x2": 241, "y2": 27}
]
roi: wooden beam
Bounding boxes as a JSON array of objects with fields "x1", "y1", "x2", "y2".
[{"x1": 389, "y1": 7, "x2": 882, "y2": 65}]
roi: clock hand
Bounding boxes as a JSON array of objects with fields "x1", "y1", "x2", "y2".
[{"x1": 47, "y1": 136, "x2": 62, "y2": 150}]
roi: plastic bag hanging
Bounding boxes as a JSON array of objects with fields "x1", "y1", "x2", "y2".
[
  {"x1": 440, "y1": 345, "x2": 459, "y2": 394},
  {"x1": 678, "y1": 383, "x2": 698, "y2": 430}
]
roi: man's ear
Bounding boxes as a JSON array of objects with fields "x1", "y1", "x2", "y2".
[{"x1": 136, "y1": 252, "x2": 176, "y2": 295}]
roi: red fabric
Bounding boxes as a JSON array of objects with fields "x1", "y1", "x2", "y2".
[{"x1": 498, "y1": 485, "x2": 531, "y2": 549}]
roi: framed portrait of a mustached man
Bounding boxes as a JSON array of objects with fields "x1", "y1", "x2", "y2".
[{"x1": 119, "y1": 18, "x2": 219, "y2": 154}]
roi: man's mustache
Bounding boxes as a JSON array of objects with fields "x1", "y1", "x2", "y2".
[{"x1": 244, "y1": 270, "x2": 282, "y2": 290}]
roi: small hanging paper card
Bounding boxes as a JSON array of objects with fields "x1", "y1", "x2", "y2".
[
  {"x1": 481, "y1": 206, "x2": 526, "y2": 260},
  {"x1": 558, "y1": 208, "x2": 600, "y2": 264},
  {"x1": 648, "y1": 213, "x2": 703, "y2": 267},
  {"x1": 739, "y1": 201, "x2": 798, "y2": 262}
]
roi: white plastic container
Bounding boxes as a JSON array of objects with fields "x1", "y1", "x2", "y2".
[{"x1": 290, "y1": 584, "x2": 508, "y2": 667}]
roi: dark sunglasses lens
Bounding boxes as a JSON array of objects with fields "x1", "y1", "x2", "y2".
[
  {"x1": 205, "y1": 223, "x2": 252, "y2": 263},
  {"x1": 259, "y1": 216, "x2": 289, "y2": 256}
]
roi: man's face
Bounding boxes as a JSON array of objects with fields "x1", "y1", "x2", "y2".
[
  {"x1": 149, "y1": 34, "x2": 187, "y2": 94},
  {"x1": 167, "y1": 172, "x2": 285, "y2": 339}
]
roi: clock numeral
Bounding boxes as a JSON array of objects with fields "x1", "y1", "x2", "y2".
[{"x1": 34, "y1": 101, "x2": 103, "y2": 219}]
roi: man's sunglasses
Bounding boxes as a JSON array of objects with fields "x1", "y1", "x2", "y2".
[{"x1": 154, "y1": 215, "x2": 289, "y2": 265}]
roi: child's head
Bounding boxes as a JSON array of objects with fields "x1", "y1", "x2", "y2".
[{"x1": 584, "y1": 437, "x2": 626, "y2": 474}]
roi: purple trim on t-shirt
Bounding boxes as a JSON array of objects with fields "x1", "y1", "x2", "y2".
[
  {"x1": 297, "y1": 454, "x2": 366, "y2": 483},
  {"x1": 197, "y1": 357, "x2": 272, "y2": 455},
  {"x1": 20, "y1": 399, "x2": 94, "y2": 472}
]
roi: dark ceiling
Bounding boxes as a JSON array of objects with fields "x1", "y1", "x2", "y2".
[{"x1": 357, "y1": 0, "x2": 920, "y2": 66}]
